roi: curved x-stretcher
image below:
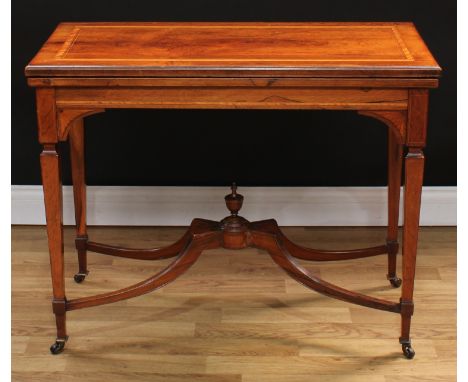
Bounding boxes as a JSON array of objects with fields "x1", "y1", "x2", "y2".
[{"x1": 50, "y1": 185, "x2": 412, "y2": 359}]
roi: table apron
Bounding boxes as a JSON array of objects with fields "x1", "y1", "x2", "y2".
[{"x1": 54, "y1": 87, "x2": 408, "y2": 110}]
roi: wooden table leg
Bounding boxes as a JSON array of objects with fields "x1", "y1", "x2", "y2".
[
  {"x1": 36, "y1": 89, "x2": 68, "y2": 354},
  {"x1": 40, "y1": 145, "x2": 68, "y2": 354},
  {"x1": 399, "y1": 147, "x2": 425, "y2": 359},
  {"x1": 387, "y1": 128, "x2": 403, "y2": 287},
  {"x1": 69, "y1": 118, "x2": 89, "y2": 283}
]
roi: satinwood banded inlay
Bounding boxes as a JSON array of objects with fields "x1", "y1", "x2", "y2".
[{"x1": 55, "y1": 25, "x2": 414, "y2": 62}]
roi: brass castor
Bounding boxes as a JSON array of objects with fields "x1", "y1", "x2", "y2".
[
  {"x1": 50, "y1": 337, "x2": 68, "y2": 355},
  {"x1": 73, "y1": 272, "x2": 88, "y2": 283},
  {"x1": 402, "y1": 343, "x2": 415, "y2": 359},
  {"x1": 388, "y1": 276, "x2": 402, "y2": 288}
]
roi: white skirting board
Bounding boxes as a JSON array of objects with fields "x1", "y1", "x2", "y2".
[{"x1": 11, "y1": 186, "x2": 456, "y2": 226}]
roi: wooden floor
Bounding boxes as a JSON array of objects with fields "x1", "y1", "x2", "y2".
[{"x1": 12, "y1": 225, "x2": 456, "y2": 382}]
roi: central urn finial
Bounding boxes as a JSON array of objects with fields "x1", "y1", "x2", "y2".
[
  {"x1": 225, "y1": 182, "x2": 243, "y2": 216},
  {"x1": 221, "y1": 183, "x2": 250, "y2": 248}
]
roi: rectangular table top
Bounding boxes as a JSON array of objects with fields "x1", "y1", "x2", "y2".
[{"x1": 25, "y1": 22, "x2": 441, "y2": 79}]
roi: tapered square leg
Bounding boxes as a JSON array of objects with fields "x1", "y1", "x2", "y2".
[
  {"x1": 387, "y1": 128, "x2": 403, "y2": 288},
  {"x1": 399, "y1": 147, "x2": 425, "y2": 359},
  {"x1": 36, "y1": 88, "x2": 68, "y2": 354},
  {"x1": 69, "y1": 118, "x2": 89, "y2": 283},
  {"x1": 40, "y1": 144, "x2": 68, "y2": 354}
]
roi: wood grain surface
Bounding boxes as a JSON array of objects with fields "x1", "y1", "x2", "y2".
[
  {"x1": 12, "y1": 226, "x2": 456, "y2": 381},
  {"x1": 25, "y1": 22, "x2": 441, "y2": 78}
]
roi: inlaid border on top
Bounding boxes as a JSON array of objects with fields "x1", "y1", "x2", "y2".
[{"x1": 54, "y1": 25, "x2": 415, "y2": 62}]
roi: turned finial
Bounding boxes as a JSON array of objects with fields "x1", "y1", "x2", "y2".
[{"x1": 225, "y1": 182, "x2": 243, "y2": 216}]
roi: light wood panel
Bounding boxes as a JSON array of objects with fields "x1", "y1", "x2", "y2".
[{"x1": 12, "y1": 226, "x2": 456, "y2": 381}]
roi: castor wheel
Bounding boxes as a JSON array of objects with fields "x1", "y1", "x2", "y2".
[
  {"x1": 50, "y1": 337, "x2": 68, "y2": 355},
  {"x1": 73, "y1": 272, "x2": 88, "y2": 283},
  {"x1": 402, "y1": 344, "x2": 415, "y2": 359},
  {"x1": 388, "y1": 276, "x2": 402, "y2": 288}
]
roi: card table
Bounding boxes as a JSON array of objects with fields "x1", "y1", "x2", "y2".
[{"x1": 25, "y1": 22, "x2": 441, "y2": 357}]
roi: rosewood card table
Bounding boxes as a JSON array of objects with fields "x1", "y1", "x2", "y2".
[{"x1": 25, "y1": 22, "x2": 441, "y2": 358}]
